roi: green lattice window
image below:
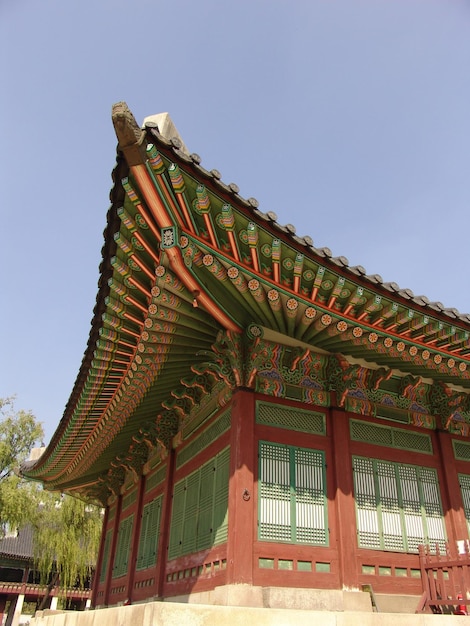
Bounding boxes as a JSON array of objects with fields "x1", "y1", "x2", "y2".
[
  {"x1": 459, "y1": 474, "x2": 470, "y2": 534},
  {"x1": 256, "y1": 402, "x2": 326, "y2": 436},
  {"x1": 168, "y1": 447, "x2": 230, "y2": 560},
  {"x1": 99, "y1": 529, "x2": 112, "y2": 583},
  {"x1": 454, "y1": 440, "x2": 470, "y2": 462},
  {"x1": 136, "y1": 496, "x2": 162, "y2": 571},
  {"x1": 350, "y1": 419, "x2": 432, "y2": 454},
  {"x1": 353, "y1": 456, "x2": 446, "y2": 553},
  {"x1": 258, "y1": 442, "x2": 328, "y2": 545},
  {"x1": 112, "y1": 515, "x2": 134, "y2": 578}
]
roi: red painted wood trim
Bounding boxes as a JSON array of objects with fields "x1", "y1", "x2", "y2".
[
  {"x1": 103, "y1": 496, "x2": 122, "y2": 606},
  {"x1": 126, "y1": 476, "x2": 146, "y2": 603},
  {"x1": 255, "y1": 423, "x2": 328, "y2": 451},
  {"x1": 0, "y1": 596, "x2": 7, "y2": 622},
  {"x1": 227, "y1": 230, "x2": 240, "y2": 262},
  {"x1": 226, "y1": 389, "x2": 256, "y2": 584},
  {"x1": 156, "y1": 451, "x2": 176, "y2": 598},
  {"x1": 176, "y1": 194, "x2": 195, "y2": 234},
  {"x1": 329, "y1": 407, "x2": 359, "y2": 590},
  {"x1": 436, "y1": 430, "x2": 469, "y2": 541},
  {"x1": 91, "y1": 505, "x2": 109, "y2": 607}
]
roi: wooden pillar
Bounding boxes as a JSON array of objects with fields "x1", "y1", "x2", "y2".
[
  {"x1": 5, "y1": 592, "x2": 24, "y2": 626},
  {"x1": 226, "y1": 389, "x2": 256, "y2": 584},
  {"x1": 127, "y1": 475, "x2": 146, "y2": 603},
  {"x1": 91, "y1": 505, "x2": 109, "y2": 608},
  {"x1": 155, "y1": 450, "x2": 176, "y2": 598},
  {"x1": 436, "y1": 430, "x2": 468, "y2": 542},
  {"x1": 103, "y1": 496, "x2": 122, "y2": 606},
  {"x1": 49, "y1": 596, "x2": 58, "y2": 610},
  {"x1": 330, "y1": 407, "x2": 359, "y2": 590},
  {"x1": 0, "y1": 596, "x2": 7, "y2": 625}
]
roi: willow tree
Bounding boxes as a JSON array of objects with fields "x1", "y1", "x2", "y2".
[
  {"x1": 1, "y1": 397, "x2": 102, "y2": 598},
  {"x1": 0, "y1": 397, "x2": 44, "y2": 482},
  {"x1": 0, "y1": 396, "x2": 44, "y2": 534},
  {"x1": 32, "y1": 492, "x2": 102, "y2": 595}
]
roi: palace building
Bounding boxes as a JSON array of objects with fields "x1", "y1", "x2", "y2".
[
  {"x1": 23, "y1": 102, "x2": 470, "y2": 612},
  {"x1": 0, "y1": 524, "x2": 91, "y2": 624}
]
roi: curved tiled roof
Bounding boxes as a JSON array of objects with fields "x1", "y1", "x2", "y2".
[
  {"x1": 159, "y1": 132, "x2": 470, "y2": 323},
  {"x1": 22, "y1": 102, "x2": 470, "y2": 503}
]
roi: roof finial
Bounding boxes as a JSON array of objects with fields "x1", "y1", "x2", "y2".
[{"x1": 112, "y1": 101, "x2": 146, "y2": 165}]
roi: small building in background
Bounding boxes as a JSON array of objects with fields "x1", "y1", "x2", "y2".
[{"x1": 0, "y1": 526, "x2": 90, "y2": 625}]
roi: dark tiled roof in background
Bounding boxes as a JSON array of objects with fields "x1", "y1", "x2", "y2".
[{"x1": 0, "y1": 526, "x2": 33, "y2": 561}]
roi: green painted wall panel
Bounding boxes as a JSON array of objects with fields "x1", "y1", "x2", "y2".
[
  {"x1": 213, "y1": 447, "x2": 230, "y2": 544},
  {"x1": 137, "y1": 496, "x2": 162, "y2": 570},
  {"x1": 112, "y1": 515, "x2": 134, "y2": 579},
  {"x1": 168, "y1": 481, "x2": 186, "y2": 560},
  {"x1": 168, "y1": 447, "x2": 230, "y2": 560},
  {"x1": 99, "y1": 529, "x2": 112, "y2": 583}
]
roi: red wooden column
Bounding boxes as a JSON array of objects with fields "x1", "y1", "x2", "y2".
[
  {"x1": 155, "y1": 450, "x2": 176, "y2": 597},
  {"x1": 436, "y1": 430, "x2": 468, "y2": 542},
  {"x1": 0, "y1": 596, "x2": 6, "y2": 625},
  {"x1": 329, "y1": 407, "x2": 359, "y2": 589},
  {"x1": 226, "y1": 389, "x2": 256, "y2": 584},
  {"x1": 103, "y1": 496, "x2": 122, "y2": 606},
  {"x1": 127, "y1": 475, "x2": 146, "y2": 603},
  {"x1": 91, "y1": 506, "x2": 109, "y2": 607}
]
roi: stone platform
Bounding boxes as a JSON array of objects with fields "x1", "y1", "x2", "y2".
[{"x1": 30, "y1": 601, "x2": 468, "y2": 626}]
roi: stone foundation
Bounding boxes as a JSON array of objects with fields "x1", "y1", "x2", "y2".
[
  {"x1": 30, "y1": 602, "x2": 469, "y2": 626},
  {"x1": 165, "y1": 585, "x2": 386, "y2": 612}
]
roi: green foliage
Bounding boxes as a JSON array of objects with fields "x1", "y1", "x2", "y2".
[
  {"x1": 0, "y1": 396, "x2": 44, "y2": 481},
  {"x1": 0, "y1": 397, "x2": 102, "y2": 592},
  {"x1": 32, "y1": 493, "x2": 102, "y2": 592},
  {"x1": 0, "y1": 475, "x2": 39, "y2": 531},
  {"x1": 0, "y1": 397, "x2": 44, "y2": 534}
]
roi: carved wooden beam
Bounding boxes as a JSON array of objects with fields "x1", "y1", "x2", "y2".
[{"x1": 430, "y1": 381, "x2": 470, "y2": 430}]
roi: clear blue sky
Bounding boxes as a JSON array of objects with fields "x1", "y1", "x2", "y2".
[{"x1": 1, "y1": 0, "x2": 469, "y2": 443}]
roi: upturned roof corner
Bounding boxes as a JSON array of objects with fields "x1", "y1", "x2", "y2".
[
  {"x1": 112, "y1": 101, "x2": 148, "y2": 166},
  {"x1": 112, "y1": 102, "x2": 190, "y2": 165}
]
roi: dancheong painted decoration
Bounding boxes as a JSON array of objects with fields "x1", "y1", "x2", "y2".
[{"x1": 22, "y1": 103, "x2": 470, "y2": 612}]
